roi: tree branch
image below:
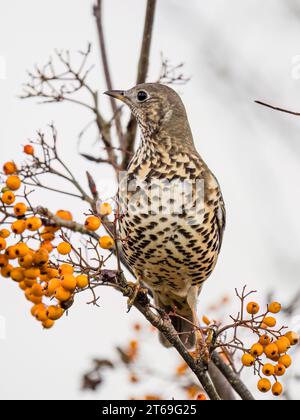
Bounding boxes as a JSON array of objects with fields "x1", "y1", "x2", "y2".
[
  {"x1": 211, "y1": 352, "x2": 255, "y2": 401},
  {"x1": 93, "y1": 0, "x2": 124, "y2": 146},
  {"x1": 255, "y1": 100, "x2": 300, "y2": 116}
]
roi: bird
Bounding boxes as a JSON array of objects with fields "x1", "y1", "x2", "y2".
[{"x1": 104, "y1": 83, "x2": 225, "y2": 349}]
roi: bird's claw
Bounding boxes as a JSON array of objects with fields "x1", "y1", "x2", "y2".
[
  {"x1": 193, "y1": 330, "x2": 211, "y2": 365},
  {"x1": 124, "y1": 281, "x2": 141, "y2": 312}
]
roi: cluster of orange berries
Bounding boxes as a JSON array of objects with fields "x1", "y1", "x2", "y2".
[
  {"x1": 241, "y1": 300, "x2": 299, "y2": 397},
  {"x1": 1, "y1": 151, "x2": 115, "y2": 328}
]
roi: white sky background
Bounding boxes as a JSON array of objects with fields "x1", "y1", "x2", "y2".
[{"x1": 1, "y1": 0, "x2": 300, "y2": 400}]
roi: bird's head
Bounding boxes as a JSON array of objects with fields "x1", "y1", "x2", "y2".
[{"x1": 104, "y1": 83, "x2": 191, "y2": 139}]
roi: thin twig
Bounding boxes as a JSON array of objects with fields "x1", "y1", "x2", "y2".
[
  {"x1": 255, "y1": 100, "x2": 300, "y2": 116},
  {"x1": 93, "y1": 0, "x2": 123, "y2": 146}
]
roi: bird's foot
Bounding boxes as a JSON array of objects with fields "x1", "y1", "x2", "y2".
[
  {"x1": 124, "y1": 281, "x2": 148, "y2": 312},
  {"x1": 193, "y1": 330, "x2": 210, "y2": 365}
]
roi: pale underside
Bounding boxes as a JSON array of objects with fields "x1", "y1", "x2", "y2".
[{"x1": 118, "y1": 144, "x2": 225, "y2": 317}]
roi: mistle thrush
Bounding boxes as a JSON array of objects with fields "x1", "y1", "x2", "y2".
[{"x1": 105, "y1": 83, "x2": 225, "y2": 348}]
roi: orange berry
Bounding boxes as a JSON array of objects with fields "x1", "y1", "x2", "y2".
[
  {"x1": 278, "y1": 354, "x2": 292, "y2": 368},
  {"x1": 202, "y1": 316, "x2": 211, "y2": 326},
  {"x1": 31, "y1": 283, "x2": 43, "y2": 297},
  {"x1": 58, "y1": 264, "x2": 74, "y2": 275},
  {"x1": 257, "y1": 378, "x2": 271, "y2": 393},
  {"x1": 285, "y1": 331, "x2": 299, "y2": 346},
  {"x1": 13, "y1": 202, "x2": 27, "y2": 217},
  {"x1": 264, "y1": 343, "x2": 279, "y2": 359},
  {"x1": 6, "y1": 175, "x2": 21, "y2": 191},
  {"x1": 133, "y1": 323, "x2": 142, "y2": 332},
  {"x1": 31, "y1": 303, "x2": 45, "y2": 317},
  {"x1": 11, "y1": 220, "x2": 26, "y2": 235},
  {"x1": 46, "y1": 305, "x2": 64, "y2": 321},
  {"x1": 42, "y1": 319, "x2": 55, "y2": 329},
  {"x1": 55, "y1": 286, "x2": 71, "y2": 302},
  {"x1": 259, "y1": 334, "x2": 271, "y2": 346},
  {"x1": 99, "y1": 202, "x2": 112, "y2": 216},
  {"x1": 0, "y1": 254, "x2": 8, "y2": 268},
  {"x1": 47, "y1": 278, "x2": 61, "y2": 296},
  {"x1": 33, "y1": 249, "x2": 49, "y2": 266},
  {"x1": 246, "y1": 302, "x2": 260, "y2": 315},
  {"x1": 24, "y1": 267, "x2": 40, "y2": 279},
  {"x1": 40, "y1": 274, "x2": 48, "y2": 283},
  {"x1": 23, "y1": 144, "x2": 34, "y2": 156},
  {"x1": 19, "y1": 281, "x2": 27, "y2": 291},
  {"x1": 26, "y1": 216, "x2": 42, "y2": 231},
  {"x1": 15, "y1": 242, "x2": 30, "y2": 257},
  {"x1": 129, "y1": 374, "x2": 139, "y2": 384},
  {"x1": 1, "y1": 191, "x2": 15, "y2": 205},
  {"x1": 5, "y1": 246, "x2": 18, "y2": 260},
  {"x1": 263, "y1": 317, "x2": 276, "y2": 328},
  {"x1": 29, "y1": 294, "x2": 43, "y2": 304},
  {"x1": 3, "y1": 161, "x2": 17, "y2": 175},
  {"x1": 40, "y1": 230, "x2": 55, "y2": 241},
  {"x1": 0, "y1": 237, "x2": 6, "y2": 251},
  {"x1": 262, "y1": 363, "x2": 275, "y2": 377},
  {"x1": 40, "y1": 241, "x2": 53, "y2": 253},
  {"x1": 275, "y1": 337, "x2": 290, "y2": 354},
  {"x1": 24, "y1": 278, "x2": 36, "y2": 287},
  {"x1": 270, "y1": 354, "x2": 280, "y2": 363},
  {"x1": 35, "y1": 307, "x2": 48, "y2": 322},
  {"x1": 56, "y1": 210, "x2": 73, "y2": 221},
  {"x1": 272, "y1": 382, "x2": 283, "y2": 397},
  {"x1": 1, "y1": 264, "x2": 13, "y2": 277},
  {"x1": 99, "y1": 236, "x2": 115, "y2": 250},
  {"x1": 19, "y1": 254, "x2": 34, "y2": 268},
  {"x1": 241, "y1": 353, "x2": 255, "y2": 367},
  {"x1": 0, "y1": 229, "x2": 10, "y2": 239},
  {"x1": 61, "y1": 274, "x2": 77, "y2": 291},
  {"x1": 268, "y1": 302, "x2": 281, "y2": 314},
  {"x1": 196, "y1": 394, "x2": 207, "y2": 401},
  {"x1": 250, "y1": 343, "x2": 264, "y2": 357},
  {"x1": 274, "y1": 363, "x2": 286, "y2": 377},
  {"x1": 176, "y1": 362, "x2": 188, "y2": 376},
  {"x1": 76, "y1": 274, "x2": 89, "y2": 289},
  {"x1": 130, "y1": 340, "x2": 138, "y2": 351},
  {"x1": 85, "y1": 215, "x2": 101, "y2": 231},
  {"x1": 10, "y1": 267, "x2": 25, "y2": 282},
  {"x1": 46, "y1": 267, "x2": 59, "y2": 279},
  {"x1": 57, "y1": 242, "x2": 72, "y2": 255}
]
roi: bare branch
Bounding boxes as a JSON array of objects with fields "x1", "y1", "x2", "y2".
[
  {"x1": 93, "y1": 0, "x2": 124, "y2": 145},
  {"x1": 255, "y1": 100, "x2": 300, "y2": 116},
  {"x1": 211, "y1": 352, "x2": 255, "y2": 401}
]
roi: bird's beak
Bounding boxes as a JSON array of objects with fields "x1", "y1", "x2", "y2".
[{"x1": 104, "y1": 90, "x2": 126, "y2": 102}]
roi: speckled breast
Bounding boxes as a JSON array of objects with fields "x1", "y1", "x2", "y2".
[{"x1": 118, "y1": 153, "x2": 224, "y2": 296}]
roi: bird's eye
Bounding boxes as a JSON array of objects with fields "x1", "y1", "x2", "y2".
[{"x1": 136, "y1": 90, "x2": 148, "y2": 102}]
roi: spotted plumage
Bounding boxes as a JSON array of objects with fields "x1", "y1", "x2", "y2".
[{"x1": 105, "y1": 83, "x2": 225, "y2": 348}]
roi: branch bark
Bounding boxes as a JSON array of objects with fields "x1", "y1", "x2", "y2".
[
  {"x1": 255, "y1": 100, "x2": 300, "y2": 116},
  {"x1": 211, "y1": 352, "x2": 255, "y2": 400},
  {"x1": 124, "y1": 279, "x2": 221, "y2": 400},
  {"x1": 93, "y1": 0, "x2": 124, "y2": 146}
]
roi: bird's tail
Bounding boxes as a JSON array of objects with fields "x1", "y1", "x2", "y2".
[{"x1": 154, "y1": 294, "x2": 195, "y2": 349}]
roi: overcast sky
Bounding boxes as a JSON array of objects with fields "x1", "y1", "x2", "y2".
[{"x1": 1, "y1": 0, "x2": 300, "y2": 400}]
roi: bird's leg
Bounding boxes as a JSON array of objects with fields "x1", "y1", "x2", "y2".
[
  {"x1": 187, "y1": 286, "x2": 210, "y2": 363},
  {"x1": 126, "y1": 280, "x2": 140, "y2": 312},
  {"x1": 192, "y1": 308, "x2": 210, "y2": 364},
  {"x1": 192, "y1": 308, "x2": 204, "y2": 351},
  {"x1": 124, "y1": 276, "x2": 149, "y2": 312}
]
